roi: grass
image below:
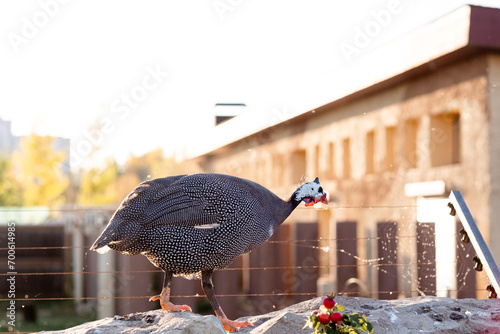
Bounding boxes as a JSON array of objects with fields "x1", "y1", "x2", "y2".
[{"x1": 0, "y1": 300, "x2": 96, "y2": 333}]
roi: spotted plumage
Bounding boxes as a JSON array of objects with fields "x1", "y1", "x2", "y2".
[{"x1": 90, "y1": 173, "x2": 327, "y2": 331}]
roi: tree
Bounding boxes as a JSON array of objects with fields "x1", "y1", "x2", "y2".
[
  {"x1": 13, "y1": 134, "x2": 69, "y2": 207},
  {"x1": 76, "y1": 147, "x2": 200, "y2": 206},
  {"x1": 0, "y1": 157, "x2": 23, "y2": 206},
  {"x1": 114, "y1": 172, "x2": 141, "y2": 203},
  {"x1": 124, "y1": 148, "x2": 198, "y2": 181},
  {"x1": 78, "y1": 158, "x2": 119, "y2": 205}
]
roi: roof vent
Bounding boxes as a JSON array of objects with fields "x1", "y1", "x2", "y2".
[{"x1": 214, "y1": 103, "x2": 246, "y2": 126}]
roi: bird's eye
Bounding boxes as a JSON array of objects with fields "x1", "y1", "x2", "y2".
[{"x1": 318, "y1": 187, "x2": 323, "y2": 193}]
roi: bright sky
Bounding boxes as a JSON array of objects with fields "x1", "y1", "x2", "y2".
[{"x1": 1, "y1": 0, "x2": 499, "y2": 169}]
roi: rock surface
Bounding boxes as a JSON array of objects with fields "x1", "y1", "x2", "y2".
[{"x1": 40, "y1": 296, "x2": 500, "y2": 334}]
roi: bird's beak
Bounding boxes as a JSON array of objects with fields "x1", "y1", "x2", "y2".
[{"x1": 315, "y1": 193, "x2": 328, "y2": 205}]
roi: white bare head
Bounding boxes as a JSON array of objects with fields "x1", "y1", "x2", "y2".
[{"x1": 293, "y1": 177, "x2": 328, "y2": 207}]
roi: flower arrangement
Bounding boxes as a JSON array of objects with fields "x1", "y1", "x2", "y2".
[{"x1": 304, "y1": 294, "x2": 374, "y2": 334}]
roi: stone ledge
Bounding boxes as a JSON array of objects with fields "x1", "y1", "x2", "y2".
[{"x1": 40, "y1": 296, "x2": 500, "y2": 334}]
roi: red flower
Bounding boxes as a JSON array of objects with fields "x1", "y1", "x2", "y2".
[
  {"x1": 323, "y1": 294, "x2": 336, "y2": 309},
  {"x1": 318, "y1": 313, "x2": 330, "y2": 324},
  {"x1": 330, "y1": 312, "x2": 343, "y2": 323}
]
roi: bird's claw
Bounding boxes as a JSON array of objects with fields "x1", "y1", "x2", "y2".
[
  {"x1": 220, "y1": 318, "x2": 253, "y2": 332},
  {"x1": 149, "y1": 295, "x2": 192, "y2": 312}
]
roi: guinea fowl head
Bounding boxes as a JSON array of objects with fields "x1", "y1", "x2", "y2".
[{"x1": 292, "y1": 177, "x2": 328, "y2": 207}]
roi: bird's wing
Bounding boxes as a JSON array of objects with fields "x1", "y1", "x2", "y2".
[{"x1": 141, "y1": 182, "x2": 222, "y2": 228}]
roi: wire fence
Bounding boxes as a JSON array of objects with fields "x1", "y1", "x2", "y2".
[
  {"x1": 0, "y1": 203, "x2": 492, "y2": 333},
  {"x1": 0, "y1": 234, "x2": 484, "y2": 298}
]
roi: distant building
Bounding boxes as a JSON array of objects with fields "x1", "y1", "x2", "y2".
[
  {"x1": 52, "y1": 136, "x2": 71, "y2": 175},
  {"x1": 186, "y1": 5, "x2": 500, "y2": 301},
  {"x1": 0, "y1": 118, "x2": 70, "y2": 173},
  {"x1": 0, "y1": 119, "x2": 20, "y2": 155}
]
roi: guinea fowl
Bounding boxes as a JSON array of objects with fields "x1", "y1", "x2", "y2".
[{"x1": 90, "y1": 173, "x2": 327, "y2": 331}]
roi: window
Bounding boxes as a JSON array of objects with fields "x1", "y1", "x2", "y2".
[
  {"x1": 404, "y1": 119, "x2": 419, "y2": 168},
  {"x1": 385, "y1": 126, "x2": 396, "y2": 171},
  {"x1": 366, "y1": 130, "x2": 375, "y2": 174},
  {"x1": 336, "y1": 221, "x2": 358, "y2": 296},
  {"x1": 342, "y1": 138, "x2": 351, "y2": 179},
  {"x1": 291, "y1": 149, "x2": 306, "y2": 182},
  {"x1": 417, "y1": 222, "x2": 436, "y2": 296},
  {"x1": 315, "y1": 144, "x2": 321, "y2": 178},
  {"x1": 273, "y1": 154, "x2": 285, "y2": 186},
  {"x1": 327, "y1": 142, "x2": 336, "y2": 179},
  {"x1": 430, "y1": 112, "x2": 460, "y2": 166},
  {"x1": 377, "y1": 222, "x2": 398, "y2": 299}
]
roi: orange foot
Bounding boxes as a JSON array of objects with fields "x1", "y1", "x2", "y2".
[
  {"x1": 149, "y1": 295, "x2": 192, "y2": 312},
  {"x1": 219, "y1": 318, "x2": 253, "y2": 332}
]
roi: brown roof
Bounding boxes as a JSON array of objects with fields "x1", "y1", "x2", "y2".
[{"x1": 186, "y1": 5, "x2": 500, "y2": 159}]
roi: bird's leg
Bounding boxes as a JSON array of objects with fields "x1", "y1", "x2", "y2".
[
  {"x1": 201, "y1": 270, "x2": 253, "y2": 332},
  {"x1": 149, "y1": 270, "x2": 191, "y2": 312}
]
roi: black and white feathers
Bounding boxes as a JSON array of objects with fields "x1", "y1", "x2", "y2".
[{"x1": 90, "y1": 173, "x2": 327, "y2": 278}]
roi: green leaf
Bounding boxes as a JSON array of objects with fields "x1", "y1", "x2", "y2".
[
  {"x1": 335, "y1": 304, "x2": 346, "y2": 312},
  {"x1": 349, "y1": 313, "x2": 360, "y2": 327},
  {"x1": 326, "y1": 326, "x2": 341, "y2": 334}
]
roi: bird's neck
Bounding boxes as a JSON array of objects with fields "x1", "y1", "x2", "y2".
[
  {"x1": 267, "y1": 197, "x2": 300, "y2": 235},
  {"x1": 288, "y1": 193, "x2": 302, "y2": 209}
]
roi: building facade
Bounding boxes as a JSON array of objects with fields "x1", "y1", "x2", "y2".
[{"x1": 187, "y1": 6, "x2": 500, "y2": 300}]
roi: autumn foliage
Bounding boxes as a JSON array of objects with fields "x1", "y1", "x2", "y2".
[{"x1": 0, "y1": 134, "x2": 195, "y2": 208}]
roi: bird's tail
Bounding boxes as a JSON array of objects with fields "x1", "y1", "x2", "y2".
[
  {"x1": 90, "y1": 234, "x2": 112, "y2": 254},
  {"x1": 90, "y1": 218, "x2": 146, "y2": 256}
]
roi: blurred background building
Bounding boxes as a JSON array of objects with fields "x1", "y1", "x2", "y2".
[{"x1": 187, "y1": 4, "x2": 500, "y2": 304}]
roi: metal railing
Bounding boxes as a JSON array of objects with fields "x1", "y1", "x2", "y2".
[{"x1": 448, "y1": 190, "x2": 500, "y2": 298}]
